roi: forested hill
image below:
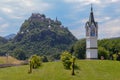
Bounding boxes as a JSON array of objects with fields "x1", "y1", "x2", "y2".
[
  {"x1": 69, "y1": 37, "x2": 120, "y2": 59},
  {"x1": 0, "y1": 37, "x2": 8, "y2": 45},
  {"x1": 0, "y1": 13, "x2": 77, "y2": 60}
]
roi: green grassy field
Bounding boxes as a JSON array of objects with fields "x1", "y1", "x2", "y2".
[{"x1": 0, "y1": 60, "x2": 120, "y2": 80}]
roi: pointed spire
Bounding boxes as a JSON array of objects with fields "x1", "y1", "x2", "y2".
[
  {"x1": 91, "y1": 4, "x2": 93, "y2": 12},
  {"x1": 89, "y1": 4, "x2": 95, "y2": 24}
]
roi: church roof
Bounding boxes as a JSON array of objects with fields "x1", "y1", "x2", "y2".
[{"x1": 89, "y1": 4, "x2": 95, "y2": 24}]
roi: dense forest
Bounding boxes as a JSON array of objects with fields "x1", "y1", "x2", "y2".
[
  {"x1": 70, "y1": 38, "x2": 120, "y2": 60},
  {"x1": 98, "y1": 38, "x2": 120, "y2": 60}
]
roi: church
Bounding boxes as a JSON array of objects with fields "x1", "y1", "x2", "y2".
[{"x1": 85, "y1": 5, "x2": 98, "y2": 59}]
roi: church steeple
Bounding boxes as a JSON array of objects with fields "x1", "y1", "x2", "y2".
[
  {"x1": 89, "y1": 4, "x2": 95, "y2": 24},
  {"x1": 85, "y1": 4, "x2": 98, "y2": 59}
]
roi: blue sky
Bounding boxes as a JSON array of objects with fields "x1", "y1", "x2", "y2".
[{"x1": 0, "y1": 0, "x2": 120, "y2": 39}]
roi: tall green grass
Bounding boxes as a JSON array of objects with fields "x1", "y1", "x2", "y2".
[{"x1": 0, "y1": 60, "x2": 120, "y2": 80}]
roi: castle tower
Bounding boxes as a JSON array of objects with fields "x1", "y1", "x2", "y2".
[{"x1": 85, "y1": 5, "x2": 98, "y2": 59}]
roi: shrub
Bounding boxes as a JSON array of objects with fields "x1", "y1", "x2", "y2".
[
  {"x1": 29, "y1": 55, "x2": 42, "y2": 69},
  {"x1": 42, "y1": 56, "x2": 48, "y2": 62},
  {"x1": 60, "y1": 51, "x2": 72, "y2": 69},
  {"x1": 113, "y1": 54, "x2": 117, "y2": 61},
  {"x1": 117, "y1": 53, "x2": 120, "y2": 61},
  {"x1": 70, "y1": 39, "x2": 86, "y2": 59},
  {"x1": 98, "y1": 47, "x2": 109, "y2": 59},
  {"x1": 112, "y1": 53, "x2": 120, "y2": 61}
]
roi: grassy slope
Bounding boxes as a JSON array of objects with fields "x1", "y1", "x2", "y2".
[
  {"x1": 0, "y1": 60, "x2": 120, "y2": 80},
  {"x1": 0, "y1": 56, "x2": 23, "y2": 64}
]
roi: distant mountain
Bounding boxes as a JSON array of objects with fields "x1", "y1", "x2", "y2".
[
  {"x1": 4, "y1": 34, "x2": 16, "y2": 40},
  {"x1": 0, "y1": 36, "x2": 8, "y2": 45},
  {"x1": 0, "y1": 13, "x2": 77, "y2": 60},
  {"x1": 109, "y1": 37, "x2": 120, "y2": 40}
]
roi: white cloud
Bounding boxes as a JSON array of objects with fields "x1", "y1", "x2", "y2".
[
  {"x1": 0, "y1": 23, "x2": 9, "y2": 34},
  {"x1": 111, "y1": 0, "x2": 119, "y2": 2},
  {"x1": 96, "y1": 16, "x2": 111, "y2": 23},
  {"x1": 9, "y1": 15, "x2": 23, "y2": 19},
  {"x1": 0, "y1": 0, "x2": 52, "y2": 18},
  {"x1": 70, "y1": 26, "x2": 85, "y2": 39},
  {"x1": 64, "y1": 0, "x2": 119, "y2": 4},
  {"x1": 0, "y1": 23, "x2": 9, "y2": 35},
  {"x1": 0, "y1": 0, "x2": 53, "y2": 36},
  {"x1": 64, "y1": 0, "x2": 120, "y2": 13},
  {"x1": 0, "y1": 23, "x2": 9, "y2": 28},
  {"x1": 1, "y1": 7, "x2": 13, "y2": 13},
  {"x1": 18, "y1": 0, "x2": 52, "y2": 12},
  {"x1": 99, "y1": 19, "x2": 120, "y2": 38},
  {"x1": 21, "y1": 0, "x2": 34, "y2": 7},
  {"x1": 67, "y1": 19, "x2": 86, "y2": 39},
  {"x1": 64, "y1": 0, "x2": 101, "y2": 4}
]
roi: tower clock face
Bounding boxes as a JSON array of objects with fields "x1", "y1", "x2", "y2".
[{"x1": 90, "y1": 24, "x2": 95, "y2": 36}]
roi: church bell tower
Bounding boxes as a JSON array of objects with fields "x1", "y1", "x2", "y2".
[{"x1": 85, "y1": 5, "x2": 98, "y2": 59}]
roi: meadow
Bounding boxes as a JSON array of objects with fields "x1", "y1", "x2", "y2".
[{"x1": 0, "y1": 60, "x2": 120, "y2": 80}]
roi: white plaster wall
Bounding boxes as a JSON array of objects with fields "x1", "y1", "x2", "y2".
[
  {"x1": 86, "y1": 49, "x2": 98, "y2": 59},
  {"x1": 90, "y1": 37, "x2": 97, "y2": 47},
  {"x1": 86, "y1": 37, "x2": 97, "y2": 48}
]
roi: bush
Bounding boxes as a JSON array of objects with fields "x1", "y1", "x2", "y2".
[
  {"x1": 29, "y1": 55, "x2": 42, "y2": 69},
  {"x1": 42, "y1": 56, "x2": 48, "y2": 62},
  {"x1": 60, "y1": 51, "x2": 72, "y2": 69},
  {"x1": 113, "y1": 54, "x2": 117, "y2": 61},
  {"x1": 70, "y1": 39, "x2": 86, "y2": 59},
  {"x1": 117, "y1": 53, "x2": 120, "y2": 61},
  {"x1": 98, "y1": 47, "x2": 109, "y2": 59},
  {"x1": 112, "y1": 53, "x2": 120, "y2": 61}
]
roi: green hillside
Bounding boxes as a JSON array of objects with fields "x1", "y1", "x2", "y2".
[
  {"x1": 0, "y1": 60, "x2": 120, "y2": 80},
  {"x1": 0, "y1": 56, "x2": 23, "y2": 64},
  {"x1": 0, "y1": 13, "x2": 77, "y2": 60}
]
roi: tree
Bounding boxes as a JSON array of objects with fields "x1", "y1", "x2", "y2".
[
  {"x1": 28, "y1": 60, "x2": 32, "y2": 74},
  {"x1": 98, "y1": 38, "x2": 120, "y2": 59},
  {"x1": 71, "y1": 56, "x2": 75, "y2": 75},
  {"x1": 13, "y1": 49, "x2": 27, "y2": 60},
  {"x1": 98, "y1": 47, "x2": 109, "y2": 59},
  {"x1": 29, "y1": 55, "x2": 42, "y2": 69},
  {"x1": 60, "y1": 51, "x2": 72, "y2": 69},
  {"x1": 70, "y1": 39, "x2": 86, "y2": 59}
]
